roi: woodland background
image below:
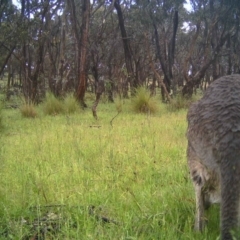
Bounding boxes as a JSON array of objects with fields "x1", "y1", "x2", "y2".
[{"x1": 1, "y1": 0, "x2": 240, "y2": 106}]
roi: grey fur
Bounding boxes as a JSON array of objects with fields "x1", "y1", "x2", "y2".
[{"x1": 187, "y1": 74, "x2": 240, "y2": 240}]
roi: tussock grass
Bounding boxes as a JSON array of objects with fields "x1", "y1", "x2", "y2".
[
  {"x1": 41, "y1": 92, "x2": 80, "y2": 116},
  {"x1": 19, "y1": 101, "x2": 38, "y2": 118},
  {"x1": 168, "y1": 93, "x2": 201, "y2": 111},
  {"x1": 63, "y1": 93, "x2": 80, "y2": 114},
  {"x1": 42, "y1": 92, "x2": 64, "y2": 115},
  {"x1": 0, "y1": 101, "x2": 220, "y2": 239},
  {"x1": 131, "y1": 87, "x2": 159, "y2": 114}
]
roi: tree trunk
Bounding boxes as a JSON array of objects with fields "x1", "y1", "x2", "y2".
[
  {"x1": 113, "y1": 0, "x2": 137, "y2": 91},
  {"x1": 183, "y1": 22, "x2": 200, "y2": 83},
  {"x1": 92, "y1": 80, "x2": 105, "y2": 119},
  {"x1": 152, "y1": 22, "x2": 170, "y2": 93},
  {"x1": 182, "y1": 32, "x2": 230, "y2": 97},
  {"x1": 75, "y1": 0, "x2": 90, "y2": 107},
  {"x1": 31, "y1": 40, "x2": 45, "y2": 103},
  {"x1": 0, "y1": 45, "x2": 15, "y2": 77},
  {"x1": 168, "y1": 10, "x2": 178, "y2": 81},
  {"x1": 151, "y1": 10, "x2": 179, "y2": 100}
]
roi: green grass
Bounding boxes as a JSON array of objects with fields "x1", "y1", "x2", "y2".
[{"x1": 0, "y1": 100, "x2": 220, "y2": 239}]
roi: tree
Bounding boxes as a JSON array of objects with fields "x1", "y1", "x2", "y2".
[
  {"x1": 182, "y1": 0, "x2": 240, "y2": 96},
  {"x1": 1, "y1": 0, "x2": 240, "y2": 104},
  {"x1": 0, "y1": 0, "x2": 18, "y2": 88},
  {"x1": 75, "y1": 0, "x2": 90, "y2": 107},
  {"x1": 113, "y1": 0, "x2": 136, "y2": 94}
]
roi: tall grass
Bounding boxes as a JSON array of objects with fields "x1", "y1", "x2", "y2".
[{"x1": 0, "y1": 101, "x2": 220, "y2": 239}]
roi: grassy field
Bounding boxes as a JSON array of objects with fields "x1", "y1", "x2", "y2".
[{"x1": 0, "y1": 99, "x2": 220, "y2": 239}]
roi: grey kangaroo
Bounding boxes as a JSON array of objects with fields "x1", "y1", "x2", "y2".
[{"x1": 187, "y1": 74, "x2": 240, "y2": 239}]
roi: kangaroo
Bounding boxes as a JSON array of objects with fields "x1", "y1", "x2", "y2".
[{"x1": 187, "y1": 74, "x2": 240, "y2": 240}]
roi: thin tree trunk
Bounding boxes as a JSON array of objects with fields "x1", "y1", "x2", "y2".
[
  {"x1": 113, "y1": 0, "x2": 137, "y2": 90},
  {"x1": 75, "y1": 0, "x2": 90, "y2": 107},
  {"x1": 0, "y1": 45, "x2": 15, "y2": 77},
  {"x1": 182, "y1": 32, "x2": 230, "y2": 97},
  {"x1": 149, "y1": 58, "x2": 171, "y2": 103},
  {"x1": 226, "y1": 35, "x2": 232, "y2": 75},
  {"x1": 152, "y1": 22, "x2": 170, "y2": 93},
  {"x1": 183, "y1": 22, "x2": 200, "y2": 82},
  {"x1": 92, "y1": 80, "x2": 105, "y2": 119},
  {"x1": 168, "y1": 10, "x2": 178, "y2": 80},
  {"x1": 144, "y1": 32, "x2": 171, "y2": 102}
]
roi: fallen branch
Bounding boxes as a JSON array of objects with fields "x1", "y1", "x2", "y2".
[
  {"x1": 92, "y1": 80, "x2": 105, "y2": 120},
  {"x1": 110, "y1": 111, "x2": 120, "y2": 127}
]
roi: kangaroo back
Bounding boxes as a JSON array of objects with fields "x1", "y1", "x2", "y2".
[{"x1": 187, "y1": 74, "x2": 240, "y2": 239}]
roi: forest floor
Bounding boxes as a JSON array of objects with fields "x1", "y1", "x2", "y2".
[{"x1": 0, "y1": 98, "x2": 220, "y2": 239}]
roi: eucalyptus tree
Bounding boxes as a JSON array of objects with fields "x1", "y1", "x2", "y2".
[
  {"x1": 131, "y1": 0, "x2": 185, "y2": 101},
  {"x1": 113, "y1": 0, "x2": 138, "y2": 93},
  {"x1": 182, "y1": 0, "x2": 240, "y2": 96},
  {"x1": 88, "y1": 2, "x2": 121, "y2": 100},
  {"x1": 0, "y1": 0, "x2": 19, "y2": 87},
  {"x1": 67, "y1": 0, "x2": 90, "y2": 107},
  {"x1": 44, "y1": 1, "x2": 73, "y2": 97},
  {"x1": 11, "y1": 0, "x2": 65, "y2": 102}
]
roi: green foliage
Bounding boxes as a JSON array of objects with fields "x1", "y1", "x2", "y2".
[
  {"x1": 20, "y1": 101, "x2": 38, "y2": 118},
  {"x1": 42, "y1": 92, "x2": 64, "y2": 115},
  {"x1": 63, "y1": 93, "x2": 80, "y2": 114},
  {"x1": 131, "y1": 87, "x2": 159, "y2": 114}
]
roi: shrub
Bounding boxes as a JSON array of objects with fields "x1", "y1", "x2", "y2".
[
  {"x1": 20, "y1": 101, "x2": 38, "y2": 118},
  {"x1": 63, "y1": 93, "x2": 80, "y2": 114},
  {"x1": 42, "y1": 92, "x2": 64, "y2": 115},
  {"x1": 131, "y1": 87, "x2": 159, "y2": 114}
]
